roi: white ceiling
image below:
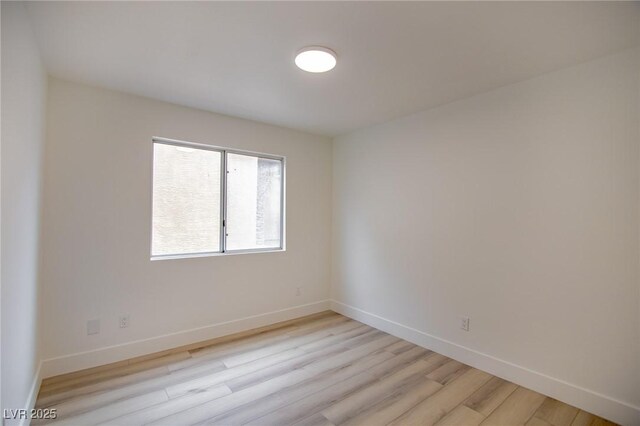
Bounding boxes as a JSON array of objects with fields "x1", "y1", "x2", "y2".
[{"x1": 26, "y1": 1, "x2": 640, "y2": 137}]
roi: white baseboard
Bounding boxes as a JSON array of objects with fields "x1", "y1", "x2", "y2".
[
  {"x1": 41, "y1": 300, "x2": 330, "y2": 379},
  {"x1": 330, "y1": 300, "x2": 640, "y2": 426},
  {"x1": 18, "y1": 361, "x2": 43, "y2": 426}
]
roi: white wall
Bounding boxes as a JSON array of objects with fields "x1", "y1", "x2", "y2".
[
  {"x1": 1, "y1": 2, "x2": 48, "y2": 422},
  {"x1": 40, "y1": 79, "x2": 332, "y2": 372},
  {"x1": 332, "y1": 49, "x2": 640, "y2": 423}
]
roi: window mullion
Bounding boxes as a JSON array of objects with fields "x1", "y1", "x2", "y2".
[{"x1": 221, "y1": 150, "x2": 228, "y2": 253}]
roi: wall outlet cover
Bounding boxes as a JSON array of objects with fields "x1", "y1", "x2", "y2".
[
  {"x1": 119, "y1": 315, "x2": 130, "y2": 328},
  {"x1": 460, "y1": 317, "x2": 470, "y2": 332},
  {"x1": 87, "y1": 319, "x2": 100, "y2": 335}
]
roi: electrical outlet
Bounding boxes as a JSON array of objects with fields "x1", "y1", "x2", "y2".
[
  {"x1": 460, "y1": 317, "x2": 470, "y2": 332},
  {"x1": 87, "y1": 319, "x2": 100, "y2": 335},
  {"x1": 295, "y1": 287, "x2": 302, "y2": 296},
  {"x1": 119, "y1": 315, "x2": 130, "y2": 328}
]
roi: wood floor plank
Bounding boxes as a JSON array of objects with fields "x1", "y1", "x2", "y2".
[
  {"x1": 221, "y1": 319, "x2": 363, "y2": 368},
  {"x1": 198, "y1": 341, "x2": 402, "y2": 426},
  {"x1": 35, "y1": 366, "x2": 171, "y2": 408},
  {"x1": 172, "y1": 315, "x2": 350, "y2": 372},
  {"x1": 34, "y1": 313, "x2": 613, "y2": 426},
  {"x1": 149, "y1": 335, "x2": 399, "y2": 425},
  {"x1": 563, "y1": 411, "x2": 614, "y2": 426},
  {"x1": 293, "y1": 413, "x2": 336, "y2": 426},
  {"x1": 181, "y1": 324, "x2": 369, "y2": 387},
  {"x1": 464, "y1": 376, "x2": 519, "y2": 417},
  {"x1": 40, "y1": 352, "x2": 189, "y2": 391},
  {"x1": 42, "y1": 328, "x2": 350, "y2": 421},
  {"x1": 165, "y1": 331, "x2": 392, "y2": 399},
  {"x1": 243, "y1": 346, "x2": 431, "y2": 426},
  {"x1": 527, "y1": 417, "x2": 554, "y2": 426},
  {"x1": 426, "y1": 359, "x2": 470, "y2": 385},
  {"x1": 181, "y1": 312, "x2": 343, "y2": 363},
  {"x1": 169, "y1": 348, "x2": 300, "y2": 398},
  {"x1": 571, "y1": 411, "x2": 597, "y2": 426},
  {"x1": 243, "y1": 359, "x2": 385, "y2": 426},
  {"x1": 225, "y1": 329, "x2": 382, "y2": 392},
  {"x1": 158, "y1": 369, "x2": 312, "y2": 425},
  {"x1": 480, "y1": 387, "x2": 546, "y2": 425},
  {"x1": 277, "y1": 312, "x2": 349, "y2": 336},
  {"x1": 389, "y1": 368, "x2": 493, "y2": 426},
  {"x1": 385, "y1": 340, "x2": 417, "y2": 355},
  {"x1": 98, "y1": 385, "x2": 232, "y2": 426},
  {"x1": 42, "y1": 390, "x2": 168, "y2": 426},
  {"x1": 434, "y1": 405, "x2": 485, "y2": 426},
  {"x1": 340, "y1": 377, "x2": 443, "y2": 426},
  {"x1": 590, "y1": 417, "x2": 618, "y2": 426},
  {"x1": 39, "y1": 351, "x2": 192, "y2": 395},
  {"x1": 554, "y1": 412, "x2": 613, "y2": 426},
  {"x1": 419, "y1": 352, "x2": 452, "y2": 373},
  {"x1": 534, "y1": 398, "x2": 580, "y2": 426},
  {"x1": 39, "y1": 359, "x2": 130, "y2": 390},
  {"x1": 321, "y1": 358, "x2": 438, "y2": 424},
  {"x1": 300, "y1": 334, "x2": 399, "y2": 376},
  {"x1": 173, "y1": 331, "x2": 293, "y2": 371},
  {"x1": 210, "y1": 350, "x2": 396, "y2": 426},
  {"x1": 296, "y1": 324, "x2": 370, "y2": 353},
  {"x1": 170, "y1": 310, "x2": 338, "y2": 359},
  {"x1": 41, "y1": 355, "x2": 227, "y2": 420},
  {"x1": 182, "y1": 310, "x2": 339, "y2": 354}
]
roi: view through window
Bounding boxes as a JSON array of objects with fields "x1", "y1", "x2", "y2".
[{"x1": 151, "y1": 139, "x2": 284, "y2": 257}]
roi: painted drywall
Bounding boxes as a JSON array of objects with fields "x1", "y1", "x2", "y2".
[
  {"x1": 1, "y1": 2, "x2": 48, "y2": 422},
  {"x1": 40, "y1": 79, "x2": 332, "y2": 366},
  {"x1": 332, "y1": 49, "x2": 640, "y2": 419}
]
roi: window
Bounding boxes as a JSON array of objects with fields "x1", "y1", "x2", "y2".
[{"x1": 151, "y1": 138, "x2": 284, "y2": 258}]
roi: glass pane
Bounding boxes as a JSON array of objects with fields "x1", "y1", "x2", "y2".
[
  {"x1": 226, "y1": 153, "x2": 282, "y2": 251},
  {"x1": 152, "y1": 143, "x2": 221, "y2": 256}
]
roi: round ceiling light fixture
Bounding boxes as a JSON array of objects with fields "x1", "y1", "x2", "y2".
[{"x1": 295, "y1": 46, "x2": 337, "y2": 73}]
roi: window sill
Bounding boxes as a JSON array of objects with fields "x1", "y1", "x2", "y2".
[{"x1": 150, "y1": 248, "x2": 285, "y2": 261}]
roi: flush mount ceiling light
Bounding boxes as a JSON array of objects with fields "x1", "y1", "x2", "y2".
[{"x1": 295, "y1": 46, "x2": 337, "y2": 73}]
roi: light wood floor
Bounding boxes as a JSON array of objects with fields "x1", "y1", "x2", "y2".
[{"x1": 35, "y1": 311, "x2": 616, "y2": 426}]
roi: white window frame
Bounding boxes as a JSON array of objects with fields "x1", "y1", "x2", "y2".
[{"x1": 151, "y1": 136, "x2": 286, "y2": 260}]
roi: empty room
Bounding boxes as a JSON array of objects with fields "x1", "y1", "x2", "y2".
[{"x1": 2, "y1": 1, "x2": 639, "y2": 425}]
